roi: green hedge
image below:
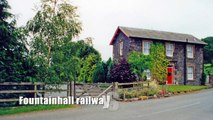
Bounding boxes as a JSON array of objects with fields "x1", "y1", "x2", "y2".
[{"x1": 166, "y1": 85, "x2": 209, "y2": 93}]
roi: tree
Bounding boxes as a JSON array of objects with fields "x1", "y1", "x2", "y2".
[
  {"x1": 110, "y1": 59, "x2": 136, "y2": 83},
  {"x1": 202, "y1": 37, "x2": 213, "y2": 64},
  {"x1": 104, "y1": 58, "x2": 113, "y2": 82},
  {"x1": 27, "y1": 0, "x2": 82, "y2": 66},
  {"x1": 0, "y1": 0, "x2": 35, "y2": 82},
  {"x1": 149, "y1": 43, "x2": 169, "y2": 84},
  {"x1": 128, "y1": 51, "x2": 152, "y2": 80},
  {"x1": 92, "y1": 58, "x2": 113, "y2": 83},
  {"x1": 92, "y1": 62, "x2": 105, "y2": 83},
  {"x1": 78, "y1": 53, "x2": 101, "y2": 83},
  {"x1": 73, "y1": 40, "x2": 102, "y2": 83},
  {"x1": 26, "y1": 0, "x2": 82, "y2": 83},
  {"x1": 48, "y1": 42, "x2": 81, "y2": 84},
  {"x1": 75, "y1": 40, "x2": 100, "y2": 60},
  {"x1": 0, "y1": 0, "x2": 37, "y2": 106},
  {"x1": 204, "y1": 64, "x2": 213, "y2": 75}
]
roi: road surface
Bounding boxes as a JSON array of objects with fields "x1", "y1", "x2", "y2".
[{"x1": 1, "y1": 89, "x2": 213, "y2": 120}]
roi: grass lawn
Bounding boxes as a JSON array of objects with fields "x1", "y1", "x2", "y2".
[
  {"x1": 0, "y1": 104, "x2": 76, "y2": 116},
  {"x1": 165, "y1": 85, "x2": 209, "y2": 93}
]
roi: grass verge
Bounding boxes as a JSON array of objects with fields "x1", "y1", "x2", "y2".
[
  {"x1": 0, "y1": 104, "x2": 76, "y2": 116},
  {"x1": 166, "y1": 85, "x2": 209, "y2": 93}
]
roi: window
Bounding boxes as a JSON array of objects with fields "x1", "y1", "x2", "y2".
[
  {"x1": 143, "y1": 41, "x2": 151, "y2": 55},
  {"x1": 187, "y1": 45, "x2": 194, "y2": 58},
  {"x1": 144, "y1": 69, "x2": 151, "y2": 80},
  {"x1": 166, "y1": 43, "x2": 174, "y2": 57},
  {"x1": 187, "y1": 66, "x2": 194, "y2": 80},
  {"x1": 119, "y1": 40, "x2": 123, "y2": 56}
]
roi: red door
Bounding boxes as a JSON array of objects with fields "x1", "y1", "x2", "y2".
[{"x1": 167, "y1": 67, "x2": 173, "y2": 84}]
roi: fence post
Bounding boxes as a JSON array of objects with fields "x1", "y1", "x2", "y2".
[
  {"x1": 42, "y1": 83, "x2": 45, "y2": 97},
  {"x1": 67, "y1": 82, "x2": 70, "y2": 97},
  {"x1": 113, "y1": 82, "x2": 118, "y2": 93},
  {"x1": 69, "y1": 81, "x2": 72, "y2": 96},
  {"x1": 34, "y1": 83, "x2": 37, "y2": 98},
  {"x1": 71, "y1": 81, "x2": 75, "y2": 97},
  {"x1": 72, "y1": 80, "x2": 76, "y2": 100}
]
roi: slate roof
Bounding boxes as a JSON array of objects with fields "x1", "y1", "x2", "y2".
[{"x1": 110, "y1": 26, "x2": 206, "y2": 45}]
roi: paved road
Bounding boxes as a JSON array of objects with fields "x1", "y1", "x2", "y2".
[{"x1": 1, "y1": 89, "x2": 213, "y2": 120}]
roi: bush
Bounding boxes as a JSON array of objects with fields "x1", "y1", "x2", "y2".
[
  {"x1": 110, "y1": 59, "x2": 136, "y2": 83},
  {"x1": 118, "y1": 81, "x2": 160, "y2": 99}
]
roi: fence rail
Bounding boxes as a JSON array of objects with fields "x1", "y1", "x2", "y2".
[
  {"x1": 0, "y1": 82, "x2": 45, "y2": 102},
  {"x1": 0, "y1": 82, "x2": 113, "y2": 103},
  {"x1": 0, "y1": 81, "x2": 150, "y2": 103},
  {"x1": 0, "y1": 82, "x2": 44, "y2": 85}
]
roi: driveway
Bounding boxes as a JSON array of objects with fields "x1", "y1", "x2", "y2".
[{"x1": 1, "y1": 89, "x2": 213, "y2": 120}]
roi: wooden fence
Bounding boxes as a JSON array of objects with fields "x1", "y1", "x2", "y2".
[
  {"x1": 0, "y1": 81, "x2": 152, "y2": 103},
  {"x1": 0, "y1": 82, "x2": 113, "y2": 103},
  {"x1": 0, "y1": 82, "x2": 45, "y2": 102}
]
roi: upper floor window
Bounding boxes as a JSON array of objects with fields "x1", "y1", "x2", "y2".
[
  {"x1": 119, "y1": 40, "x2": 123, "y2": 56},
  {"x1": 166, "y1": 43, "x2": 174, "y2": 57},
  {"x1": 187, "y1": 45, "x2": 194, "y2": 58},
  {"x1": 143, "y1": 41, "x2": 151, "y2": 55},
  {"x1": 187, "y1": 66, "x2": 194, "y2": 80}
]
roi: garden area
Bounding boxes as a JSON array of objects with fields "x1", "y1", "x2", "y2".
[{"x1": 117, "y1": 81, "x2": 210, "y2": 101}]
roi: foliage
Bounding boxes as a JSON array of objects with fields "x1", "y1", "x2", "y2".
[
  {"x1": 164, "y1": 85, "x2": 209, "y2": 93},
  {"x1": 26, "y1": 0, "x2": 82, "y2": 83},
  {"x1": 92, "y1": 58, "x2": 113, "y2": 83},
  {"x1": 128, "y1": 51, "x2": 152, "y2": 80},
  {"x1": 202, "y1": 37, "x2": 213, "y2": 64},
  {"x1": 75, "y1": 40, "x2": 102, "y2": 83},
  {"x1": 110, "y1": 59, "x2": 136, "y2": 83},
  {"x1": 75, "y1": 40, "x2": 100, "y2": 60},
  {"x1": 149, "y1": 43, "x2": 169, "y2": 84},
  {"x1": 128, "y1": 43, "x2": 169, "y2": 84},
  {"x1": 103, "y1": 58, "x2": 113, "y2": 82},
  {"x1": 0, "y1": 0, "x2": 39, "y2": 107},
  {"x1": 78, "y1": 53, "x2": 101, "y2": 83},
  {"x1": 118, "y1": 81, "x2": 160, "y2": 99},
  {"x1": 202, "y1": 64, "x2": 213, "y2": 85},
  {"x1": 204, "y1": 64, "x2": 213, "y2": 75},
  {"x1": 0, "y1": 0, "x2": 36, "y2": 82},
  {"x1": 92, "y1": 62, "x2": 105, "y2": 83},
  {"x1": 47, "y1": 42, "x2": 81, "y2": 84}
]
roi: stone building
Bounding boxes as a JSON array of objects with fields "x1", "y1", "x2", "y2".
[{"x1": 109, "y1": 26, "x2": 206, "y2": 85}]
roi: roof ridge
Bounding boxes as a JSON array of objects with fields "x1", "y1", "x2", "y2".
[
  {"x1": 109, "y1": 26, "x2": 207, "y2": 45},
  {"x1": 119, "y1": 26, "x2": 195, "y2": 37}
]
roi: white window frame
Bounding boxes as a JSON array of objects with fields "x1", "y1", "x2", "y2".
[
  {"x1": 144, "y1": 69, "x2": 151, "y2": 80},
  {"x1": 187, "y1": 66, "x2": 194, "y2": 80},
  {"x1": 187, "y1": 45, "x2": 194, "y2": 58},
  {"x1": 119, "y1": 40, "x2": 123, "y2": 56},
  {"x1": 166, "y1": 43, "x2": 174, "y2": 57},
  {"x1": 143, "y1": 41, "x2": 151, "y2": 55}
]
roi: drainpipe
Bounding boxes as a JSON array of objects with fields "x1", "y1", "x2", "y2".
[{"x1": 184, "y1": 39, "x2": 188, "y2": 85}]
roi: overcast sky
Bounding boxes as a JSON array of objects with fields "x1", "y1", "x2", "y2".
[{"x1": 8, "y1": 0, "x2": 213, "y2": 60}]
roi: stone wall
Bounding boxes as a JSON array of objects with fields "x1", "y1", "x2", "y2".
[
  {"x1": 186, "y1": 45, "x2": 204, "y2": 85},
  {"x1": 112, "y1": 31, "x2": 130, "y2": 63}
]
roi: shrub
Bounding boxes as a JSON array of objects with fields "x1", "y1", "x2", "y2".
[
  {"x1": 118, "y1": 81, "x2": 160, "y2": 99},
  {"x1": 110, "y1": 59, "x2": 136, "y2": 83}
]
